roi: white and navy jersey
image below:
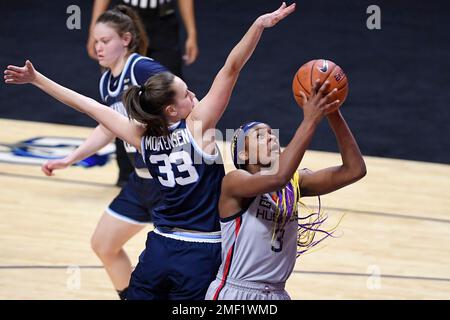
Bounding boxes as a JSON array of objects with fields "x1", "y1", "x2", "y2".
[
  {"x1": 215, "y1": 194, "x2": 298, "y2": 286},
  {"x1": 99, "y1": 53, "x2": 167, "y2": 179},
  {"x1": 141, "y1": 120, "x2": 225, "y2": 232}
]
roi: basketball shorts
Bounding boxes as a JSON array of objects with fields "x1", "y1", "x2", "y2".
[
  {"x1": 106, "y1": 172, "x2": 161, "y2": 224},
  {"x1": 205, "y1": 277, "x2": 290, "y2": 300},
  {"x1": 127, "y1": 228, "x2": 222, "y2": 300}
]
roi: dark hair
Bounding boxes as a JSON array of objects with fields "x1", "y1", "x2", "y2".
[
  {"x1": 123, "y1": 72, "x2": 176, "y2": 137},
  {"x1": 96, "y1": 5, "x2": 148, "y2": 55}
]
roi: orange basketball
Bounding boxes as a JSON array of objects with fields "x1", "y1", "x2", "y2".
[{"x1": 292, "y1": 59, "x2": 348, "y2": 108}]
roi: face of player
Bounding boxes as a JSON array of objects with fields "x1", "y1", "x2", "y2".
[
  {"x1": 244, "y1": 124, "x2": 280, "y2": 168},
  {"x1": 93, "y1": 22, "x2": 130, "y2": 69},
  {"x1": 167, "y1": 76, "x2": 197, "y2": 120}
]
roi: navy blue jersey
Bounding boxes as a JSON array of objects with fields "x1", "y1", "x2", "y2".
[
  {"x1": 141, "y1": 120, "x2": 224, "y2": 232},
  {"x1": 99, "y1": 53, "x2": 167, "y2": 178}
]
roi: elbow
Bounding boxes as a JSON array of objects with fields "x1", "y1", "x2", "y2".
[
  {"x1": 351, "y1": 160, "x2": 367, "y2": 182},
  {"x1": 223, "y1": 64, "x2": 240, "y2": 78},
  {"x1": 358, "y1": 159, "x2": 367, "y2": 179},
  {"x1": 341, "y1": 159, "x2": 367, "y2": 184},
  {"x1": 360, "y1": 162, "x2": 367, "y2": 178},
  {"x1": 223, "y1": 54, "x2": 242, "y2": 75}
]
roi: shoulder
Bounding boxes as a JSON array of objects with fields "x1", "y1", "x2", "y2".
[
  {"x1": 222, "y1": 169, "x2": 251, "y2": 188},
  {"x1": 132, "y1": 57, "x2": 168, "y2": 85},
  {"x1": 133, "y1": 57, "x2": 167, "y2": 74},
  {"x1": 220, "y1": 170, "x2": 255, "y2": 219},
  {"x1": 224, "y1": 169, "x2": 251, "y2": 178}
]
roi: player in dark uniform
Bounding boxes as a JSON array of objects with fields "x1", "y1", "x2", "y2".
[
  {"x1": 5, "y1": 3, "x2": 296, "y2": 299},
  {"x1": 40, "y1": 6, "x2": 166, "y2": 299}
]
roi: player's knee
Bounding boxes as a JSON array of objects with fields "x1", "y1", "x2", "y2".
[
  {"x1": 90, "y1": 234, "x2": 118, "y2": 261},
  {"x1": 90, "y1": 234, "x2": 102, "y2": 256}
]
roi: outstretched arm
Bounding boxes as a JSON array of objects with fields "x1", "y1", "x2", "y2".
[
  {"x1": 4, "y1": 61, "x2": 144, "y2": 151},
  {"x1": 187, "y1": 2, "x2": 296, "y2": 133},
  {"x1": 41, "y1": 124, "x2": 114, "y2": 176},
  {"x1": 299, "y1": 110, "x2": 367, "y2": 196}
]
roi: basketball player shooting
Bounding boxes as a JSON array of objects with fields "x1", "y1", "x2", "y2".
[{"x1": 206, "y1": 79, "x2": 366, "y2": 300}]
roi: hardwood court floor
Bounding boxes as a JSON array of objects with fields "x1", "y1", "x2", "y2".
[{"x1": 0, "y1": 119, "x2": 449, "y2": 299}]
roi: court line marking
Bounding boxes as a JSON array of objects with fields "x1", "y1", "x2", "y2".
[
  {"x1": 321, "y1": 206, "x2": 450, "y2": 224},
  {"x1": 0, "y1": 265, "x2": 103, "y2": 269},
  {"x1": 1, "y1": 170, "x2": 449, "y2": 224},
  {"x1": 0, "y1": 171, "x2": 114, "y2": 188},
  {"x1": 0, "y1": 265, "x2": 449, "y2": 283},
  {"x1": 292, "y1": 270, "x2": 450, "y2": 282}
]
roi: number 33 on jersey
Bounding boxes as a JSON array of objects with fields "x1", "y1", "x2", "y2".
[{"x1": 140, "y1": 120, "x2": 225, "y2": 232}]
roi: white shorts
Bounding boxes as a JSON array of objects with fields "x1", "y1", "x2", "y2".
[{"x1": 205, "y1": 277, "x2": 290, "y2": 300}]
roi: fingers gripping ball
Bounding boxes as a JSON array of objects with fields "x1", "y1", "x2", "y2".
[{"x1": 292, "y1": 59, "x2": 348, "y2": 108}]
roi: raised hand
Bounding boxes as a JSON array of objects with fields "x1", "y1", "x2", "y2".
[
  {"x1": 299, "y1": 80, "x2": 341, "y2": 123},
  {"x1": 4, "y1": 60, "x2": 37, "y2": 85},
  {"x1": 257, "y1": 2, "x2": 296, "y2": 28}
]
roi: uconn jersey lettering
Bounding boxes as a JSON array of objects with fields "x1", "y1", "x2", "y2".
[
  {"x1": 141, "y1": 120, "x2": 224, "y2": 232},
  {"x1": 99, "y1": 53, "x2": 167, "y2": 178},
  {"x1": 256, "y1": 196, "x2": 297, "y2": 224}
]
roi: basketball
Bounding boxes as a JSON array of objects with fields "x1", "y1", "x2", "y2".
[{"x1": 292, "y1": 59, "x2": 348, "y2": 108}]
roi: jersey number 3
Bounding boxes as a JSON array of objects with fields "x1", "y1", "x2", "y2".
[
  {"x1": 150, "y1": 151, "x2": 199, "y2": 187},
  {"x1": 271, "y1": 228, "x2": 285, "y2": 253}
]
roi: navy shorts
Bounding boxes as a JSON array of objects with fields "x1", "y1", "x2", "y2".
[
  {"x1": 106, "y1": 172, "x2": 161, "y2": 224},
  {"x1": 127, "y1": 231, "x2": 222, "y2": 300}
]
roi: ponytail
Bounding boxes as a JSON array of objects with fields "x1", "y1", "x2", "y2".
[{"x1": 123, "y1": 72, "x2": 176, "y2": 137}]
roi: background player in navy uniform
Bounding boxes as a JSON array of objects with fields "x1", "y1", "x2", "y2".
[
  {"x1": 5, "y1": 2, "x2": 296, "y2": 299},
  {"x1": 40, "y1": 6, "x2": 167, "y2": 300},
  {"x1": 87, "y1": 0, "x2": 199, "y2": 186},
  {"x1": 206, "y1": 80, "x2": 366, "y2": 300}
]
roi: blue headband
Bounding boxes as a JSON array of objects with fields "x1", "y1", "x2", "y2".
[{"x1": 231, "y1": 121, "x2": 263, "y2": 169}]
